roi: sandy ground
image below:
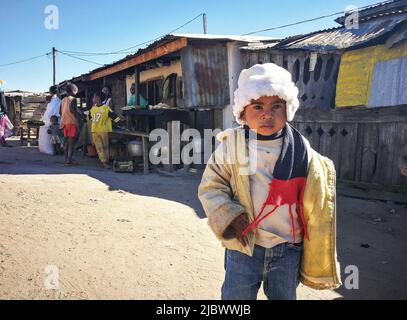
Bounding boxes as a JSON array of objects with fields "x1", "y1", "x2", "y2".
[{"x1": 1, "y1": 137, "x2": 407, "y2": 300}]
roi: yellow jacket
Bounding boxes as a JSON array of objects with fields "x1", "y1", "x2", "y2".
[{"x1": 198, "y1": 127, "x2": 341, "y2": 290}]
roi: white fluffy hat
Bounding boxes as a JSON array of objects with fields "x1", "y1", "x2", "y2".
[{"x1": 233, "y1": 63, "x2": 300, "y2": 124}]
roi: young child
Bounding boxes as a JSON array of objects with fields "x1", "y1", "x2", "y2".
[
  {"x1": 90, "y1": 92, "x2": 120, "y2": 169},
  {"x1": 198, "y1": 63, "x2": 341, "y2": 300},
  {"x1": 47, "y1": 115, "x2": 64, "y2": 155}
]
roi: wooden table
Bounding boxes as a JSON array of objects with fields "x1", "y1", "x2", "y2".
[
  {"x1": 19, "y1": 122, "x2": 41, "y2": 146},
  {"x1": 109, "y1": 129, "x2": 150, "y2": 174},
  {"x1": 122, "y1": 109, "x2": 190, "y2": 172}
]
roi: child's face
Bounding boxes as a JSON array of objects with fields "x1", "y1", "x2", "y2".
[
  {"x1": 241, "y1": 95, "x2": 287, "y2": 136},
  {"x1": 50, "y1": 117, "x2": 58, "y2": 125}
]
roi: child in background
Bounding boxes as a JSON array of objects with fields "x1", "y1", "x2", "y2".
[
  {"x1": 47, "y1": 115, "x2": 64, "y2": 155},
  {"x1": 128, "y1": 83, "x2": 148, "y2": 108},
  {"x1": 90, "y1": 92, "x2": 120, "y2": 169}
]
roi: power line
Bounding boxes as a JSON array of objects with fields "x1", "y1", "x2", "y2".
[
  {"x1": 242, "y1": 0, "x2": 395, "y2": 35},
  {"x1": 0, "y1": 52, "x2": 51, "y2": 68},
  {"x1": 57, "y1": 50, "x2": 105, "y2": 66},
  {"x1": 57, "y1": 50, "x2": 134, "y2": 56},
  {"x1": 243, "y1": 11, "x2": 345, "y2": 35},
  {"x1": 59, "y1": 13, "x2": 205, "y2": 57},
  {"x1": 112, "y1": 12, "x2": 205, "y2": 53}
]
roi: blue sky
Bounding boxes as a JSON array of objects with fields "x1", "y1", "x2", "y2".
[{"x1": 0, "y1": 0, "x2": 377, "y2": 92}]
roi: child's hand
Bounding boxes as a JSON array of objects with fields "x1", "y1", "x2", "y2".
[
  {"x1": 223, "y1": 213, "x2": 251, "y2": 246},
  {"x1": 401, "y1": 165, "x2": 407, "y2": 176}
]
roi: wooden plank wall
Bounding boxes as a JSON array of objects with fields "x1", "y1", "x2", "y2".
[
  {"x1": 293, "y1": 106, "x2": 407, "y2": 195},
  {"x1": 243, "y1": 50, "x2": 340, "y2": 110}
]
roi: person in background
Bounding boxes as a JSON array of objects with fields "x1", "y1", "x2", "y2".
[
  {"x1": 47, "y1": 115, "x2": 64, "y2": 155},
  {"x1": 60, "y1": 83, "x2": 80, "y2": 165},
  {"x1": 0, "y1": 80, "x2": 12, "y2": 147},
  {"x1": 400, "y1": 145, "x2": 407, "y2": 176},
  {"x1": 128, "y1": 83, "x2": 148, "y2": 109},
  {"x1": 43, "y1": 85, "x2": 61, "y2": 126},
  {"x1": 74, "y1": 97, "x2": 93, "y2": 154},
  {"x1": 90, "y1": 92, "x2": 120, "y2": 169},
  {"x1": 102, "y1": 85, "x2": 114, "y2": 110}
]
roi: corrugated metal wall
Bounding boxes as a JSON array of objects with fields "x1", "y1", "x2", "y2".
[
  {"x1": 336, "y1": 40, "x2": 407, "y2": 107},
  {"x1": 181, "y1": 44, "x2": 230, "y2": 108},
  {"x1": 369, "y1": 56, "x2": 407, "y2": 107}
]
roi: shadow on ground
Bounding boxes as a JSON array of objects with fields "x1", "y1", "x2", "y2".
[{"x1": 0, "y1": 138, "x2": 206, "y2": 218}]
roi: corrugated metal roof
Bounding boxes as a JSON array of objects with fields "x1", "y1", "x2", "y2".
[
  {"x1": 274, "y1": 11, "x2": 407, "y2": 51},
  {"x1": 58, "y1": 33, "x2": 277, "y2": 86},
  {"x1": 335, "y1": 0, "x2": 406, "y2": 25},
  {"x1": 240, "y1": 10, "x2": 407, "y2": 52},
  {"x1": 368, "y1": 56, "x2": 407, "y2": 107},
  {"x1": 5, "y1": 90, "x2": 46, "y2": 97},
  {"x1": 87, "y1": 33, "x2": 276, "y2": 76},
  {"x1": 240, "y1": 42, "x2": 278, "y2": 51},
  {"x1": 172, "y1": 33, "x2": 277, "y2": 42}
]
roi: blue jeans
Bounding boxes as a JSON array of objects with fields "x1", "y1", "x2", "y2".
[{"x1": 221, "y1": 242, "x2": 303, "y2": 300}]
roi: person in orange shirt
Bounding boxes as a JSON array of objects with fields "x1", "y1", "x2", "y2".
[{"x1": 60, "y1": 83, "x2": 80, "y2": 165}]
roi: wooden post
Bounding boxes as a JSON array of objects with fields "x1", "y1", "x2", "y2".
[
  {"x1": 20, "y1": 125, "x2": 24, "y2": 145},
  {"x1": 134, "y1": 66, "x2": 140, "y2": 106},
  {"x1": 85, "y1": 88, "x2": 89, "y2": 107},
  {"x1": 165, "y1": 121, "x2": 174, "y2": 172},
  {"x1": 203, "y1": 14, "x2": 207, "y2": 34},
  {"x1": 142, "y1": 136, "x2": 149, "y2": 174},
  {"x1": 52, "y1": 47, "x2": 56, "y2": 86}
]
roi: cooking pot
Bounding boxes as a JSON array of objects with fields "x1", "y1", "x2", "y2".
[{"x1": 127, "y1": 140, "x2": 143, "y2": 157}]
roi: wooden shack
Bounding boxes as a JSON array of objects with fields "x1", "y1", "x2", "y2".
[
  {"x1": 58, "y1": 34, "x2": 277, "y2": 170},
  {"x1": 59, "y1": 34, "x2": 277, "y2": 133},
  {"x1": 4, "y1": 90, "x2": 47, "y2": 128}
]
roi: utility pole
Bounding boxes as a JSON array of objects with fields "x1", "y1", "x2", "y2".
[
  {"x1": 203, "y1": 14, "x2": 207, "y2": 34},
  {"x1": 52, "y1": 47, "x2": 56, "y2": 86}
]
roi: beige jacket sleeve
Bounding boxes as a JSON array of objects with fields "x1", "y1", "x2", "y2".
[{"x1": 198, "y1": 143, "x2": 246, "y2": 241}]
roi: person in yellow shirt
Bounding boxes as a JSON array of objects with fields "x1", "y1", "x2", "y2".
[{"x1": 90, "y1": 92, "x2": 120, "y2": 168}]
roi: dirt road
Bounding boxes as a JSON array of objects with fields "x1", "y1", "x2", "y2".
[{"x1": 1, "y1": 138, "x2": 407, "y2": 299}]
